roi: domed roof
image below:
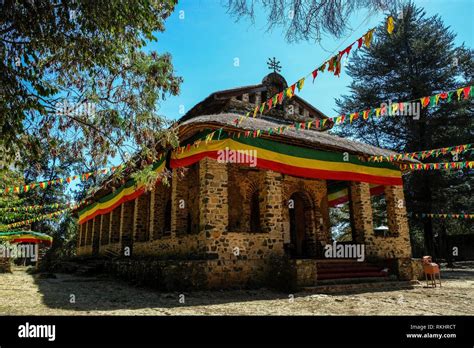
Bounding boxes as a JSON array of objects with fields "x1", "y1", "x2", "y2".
[{"x1": 261, "y1": 72, "x2": 288, "y2": 94}]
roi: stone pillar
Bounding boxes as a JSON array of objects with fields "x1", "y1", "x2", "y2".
[
  {"x1": 349, "y1": 182, "x2": 373, "y2": 245},
  {"x1": 148, "y1": 189, "x2": 156, "y2": 240},
  {"x1": 133, "y1": 192, "x2": 150, "y2": 242},
  {"x1": 199, "y1": 158, "x2": 228, "y2": 238},
  {"x1": 171, "y1": 168, "x2": 185, "y2": 237},
  {"x1": 78, "y1": 223, "x2": 84, "y2": 247},
  {"x1": 255, "y1": 91, "x2": 261, "y2": 105},
  {"x1": 319, "y1": 181, "x2": 331, "y2": 243},
  {"x1": 120, "y1": 200, "x2": 135, "y2": 254},
  {"x1": 100, "y1": 212, "x2": 111, "y2": 246},
  {"x1": 86, "y1": 219, "x2": 92, "y2": 246},
  {"x1": 151, "y1": 184, "x2": 170, "y2": 239},
  {"x1": 110, "y1": 206, "x2": 121, "y2": 243},
  {"x1": 260, "y1": 170, "x2": 285, "y2": 255},
  {"x1": 386, "y1": 187, "x2": 410, "y2": 238},
  {"x1": 385, "y1": 185, "x2": 412, "y2": 258},
  {"x1": 92, "y1": 215, "x2": 100, "y2": 255}
]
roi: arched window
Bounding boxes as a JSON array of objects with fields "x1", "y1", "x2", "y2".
[{"x1": 250, "y1": 190, "x2": 261, "y2": 232}]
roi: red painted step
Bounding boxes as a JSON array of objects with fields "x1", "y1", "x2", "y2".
[
  {"x1": 318, "y1": 266, "x2": 382, "y2": 274},
  {"x1": 315, "y1": 260, "x2": 389, "y2": 281},
  {"x1": 317, "y1": 271, "x2": 387, "y2": 280}
]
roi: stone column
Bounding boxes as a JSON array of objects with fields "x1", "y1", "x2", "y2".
[
  {"x1": 86, "y1": 219, "x2": 92, "y2": 246},
  {"x1": 199, "y1": 158, "x2": 228, "y2": 241},
  {"x1": 92, "y1": 215, "x2": 100, "y2": 255},
  {"x1": 385, "y1": 185, "x2": 412, "y2": 258},
  {"x1": 261, "y1": 170, "x2": 281, "y2": 233},
  {"x1": 110, "y1": 205, "x2": 122, "y2": 244},
  {"x1": 349, "y1": 181, "x2": 373, "y2": 245},
  {"x1": 260, "y1": 171, "x2": 284, "y2": 254},
  {"x1": 133, "y1": 192, "x2": 150, "y2": 242},
  {"x1": 148, "y1": 189, "x2": 156, "y2": 240},
  {"x1": 171, "y1": 168, "x2": 186, "y2": 237},
  {"x1": 120, "y1": 200, "x2": 135, "y2": 255},
  {"x1": 100, "y1": 212, "x2": 111, "y2": 246}
]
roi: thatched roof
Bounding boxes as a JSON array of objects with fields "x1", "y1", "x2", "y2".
[{"x1": 178, "y1": 112, "x2": 415, "y2": 159}]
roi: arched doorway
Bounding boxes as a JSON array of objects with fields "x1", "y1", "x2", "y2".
[{"x1": 288, "y1": 192, "x2": 313, "y2": 258}]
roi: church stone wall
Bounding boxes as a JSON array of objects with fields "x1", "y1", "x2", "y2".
[{"x1": 76, "y1": 157, "x2": 414, "y2": 287}]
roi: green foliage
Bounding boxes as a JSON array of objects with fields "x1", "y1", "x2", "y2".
[
  {"x1": 333, "y1": 3, "x2": 473, "y2": 255},
  {"x1": 329, "y1": 203, "x2": 352, "y2": 242},
  {"x1": 1, "y1": 0, "x2": 181, "y2": 169}
]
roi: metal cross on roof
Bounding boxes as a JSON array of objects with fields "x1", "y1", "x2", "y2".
[{"x1": 267, "y1": 57, "x2": 282, "y2": 73}]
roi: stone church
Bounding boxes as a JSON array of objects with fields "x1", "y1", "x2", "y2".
[{"x1": 75, "y1": 71, "x2": 420, "y2": 288}]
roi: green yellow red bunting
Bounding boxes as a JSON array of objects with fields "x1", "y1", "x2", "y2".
[
  {"x1": 399, "y1": 161, "x2": 474, "y2": 171},
  {"x1": 3, "y1": 208, "x2": 71, "y2": 229},
  {"x1": 410, "y1": 213, "x2": 473, "y2": 219},
  {"x1": 233, "y1": 85, "x2": 473, "y2": 133},
  {"x1": 0, "y1": 165, "x2": 126, "y2": 195},
  {"x1": 368, "y1": 144, "x2": 473, "y2": 162}
]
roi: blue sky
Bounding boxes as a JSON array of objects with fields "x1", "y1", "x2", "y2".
[{"x1": 150, "y1": 0, "x2": 474, "y2": 121}]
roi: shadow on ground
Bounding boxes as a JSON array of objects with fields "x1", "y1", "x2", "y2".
[{"x1": 27, "y1": 262, "x2": 474, "y2": 312}]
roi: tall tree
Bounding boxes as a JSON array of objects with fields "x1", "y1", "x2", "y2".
[
  {"x1": 226, "y1": 0, "x2": 393, "y2": 42},
  {"x1": 334, "y1": 3, "x2": 473, "y2": 257},
  {"x1": 1, "y1": 0, "x2": 181, "y2": 174}
]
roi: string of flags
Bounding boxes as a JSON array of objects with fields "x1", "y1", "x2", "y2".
[
  {"x1": 410, "y1": 213, "x2": 473, "y2": 219},
  {"x1": 399, "y1": 161, "x2": 474, "y2": 171},
  {"x1": 173, "y1": 85, "x2": 473, "y2": 157},
  {"x1": 231, "y1": 84, "x2": 473, "y2": 134},
  {"x1": 0, "y1": 164, "x2": 126, "y2": 195},
  {"x1": 235, "y1": 27, "x2": 380, "y2": 125},
  {"x1": 3, "y1": 207, "x2": 73, "y2": 229},
  {"x1": 368, "y1": 143, "x2": 473, "y2": 163},
  {"x1": 0, "y1": 202, "x2": 72, "y2": 212},
  {"x1": 235, "y1": 15, "x2": 401, "y2": 126}
]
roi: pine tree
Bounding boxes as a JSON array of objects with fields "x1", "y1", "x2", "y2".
[{"x1": 333, "y1": 3, "x2": 474, "y2": 258}]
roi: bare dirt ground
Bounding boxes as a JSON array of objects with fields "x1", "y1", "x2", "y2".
[{"x1": 0, "y1": 263, "x2": 472, "y2": 315}]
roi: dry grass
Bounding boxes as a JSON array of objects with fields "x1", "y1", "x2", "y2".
[{"x1": 0, "y1": 264, "x2": 472, "y2": 316}]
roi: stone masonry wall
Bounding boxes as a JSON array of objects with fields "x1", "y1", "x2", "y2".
[
  {"x1": 134, "y1": 191, "x2": 150, "y2": 242},
  {"x1": 350, "y1": 182, "x2": 412, "y2": 262}
]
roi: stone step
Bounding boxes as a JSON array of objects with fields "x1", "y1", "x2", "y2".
[
  {"x1": 317, "y1": 266, "x2": 382, "y2": 274},
  {"x1": 316, "y1": 261, "x2": 384, "y2": 268},
  {"x1": 317, "y1": 271, "x2": 387, "y2": 280},
  {"x1": 302, "y1": 280, "x2": 413, "y2": 294}
]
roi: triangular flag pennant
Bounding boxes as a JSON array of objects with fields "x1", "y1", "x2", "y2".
[
  {"x1": 363, "y1": 110, "x2": 370, "y2": 120},
  {"x1": 357, "y1": 37, "x2": 363, "y2": 49},
  {"x1": 312, "y1": 69, "x2": 318, "y2": 82},
  {"x1": 277, "y1": 92, "x2": 284, "y2": 104},
  {"x1": 296, "y1": 78, "x2": 305, "y2": 92},
  {"x1": 456, "y1": 88, "x2": 463, "y2": 100},
  {"x1": 463, "y1": 86, "x2": 471, "y2": 99},
  {"x1": 253, "y1": 106, "x2": 258, "y2": 117},
  {"x1": 272, "y1": 94, "x2": 278, "y2": 106},
  {"x1": 420, "y1": 97, "x2": 430, "y2": 108},
  {"x1": 387, "y1": 16, "x2": 395, "y2": 34},
  {"x1": 290, "y1": 84, "x2": 296, "y2": 95},
  {"x1": 364, "y1": 29, "x2": 374, "y2": 48}
]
